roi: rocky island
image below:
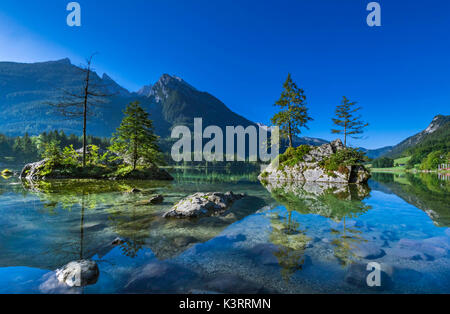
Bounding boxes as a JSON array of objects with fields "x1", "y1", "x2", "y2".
[
  {"x1": 20, "y1": 145, "x2": 173, "y2": 181},
  {"x1": 259, "y1": 140, "x2": 371, "y2": 184}
]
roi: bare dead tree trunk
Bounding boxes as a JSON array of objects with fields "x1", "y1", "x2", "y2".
[
  {"x1": 48, "y1": 53, "x2": 112, "y2": 169},
  {"x1": 82, "y1": 58, "x2": 92, "y2": 168}
]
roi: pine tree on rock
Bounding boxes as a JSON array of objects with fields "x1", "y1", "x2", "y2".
[
  {"x1": 331, "y1": 96, "x2": 369, "y2": 147},
  {"x1": 271, "y1": 74, "x2": 312, "y2": 147},
  {"x1": 110, "y1": 101, "x2": 161, "y2": 170}
]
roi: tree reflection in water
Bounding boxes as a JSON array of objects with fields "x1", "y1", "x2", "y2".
[
  {"x1": 264, "y1": 180, "x2": 372, "y2": 273},
  {"x1": 269, "y1": 210, "x2": 310, "y2": 281},
  {"x1": 107, "y1": 205, "x2": 156, "y2": 258},
  {"x1": 21, "y1": 179, "x2": 169, "y2": 260}
]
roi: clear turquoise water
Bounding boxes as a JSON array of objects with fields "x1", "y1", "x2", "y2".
[{"x1": 0, "y1": 170, "x2": 448, "y2": 294}]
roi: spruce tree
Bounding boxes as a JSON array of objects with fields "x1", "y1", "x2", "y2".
[
  {"x1": 271, "y1": 74, "x2": 312, "y2": 147},
  {"x1": 110, "y1": 101, "x2": 161, "y2": 170},
  {"x1": 332, "y1": 96, "x2": 369, "y2": 147}
]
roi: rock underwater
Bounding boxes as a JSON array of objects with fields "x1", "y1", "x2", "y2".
[{"x1": 259, "y1": 139, "x2": 371, "y2": 184}]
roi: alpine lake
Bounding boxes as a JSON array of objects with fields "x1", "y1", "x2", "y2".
[{"x1": 0, "y1": 165, "x2": 449, "y2": 294}]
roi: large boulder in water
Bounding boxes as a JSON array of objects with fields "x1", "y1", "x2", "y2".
[
  {"x1": 259, "y1": 139, "x2": 370, "y2": 184},
  {"x1": 20, "y1": 159, "x2": 48, "y2": 181},
  {"x1": 56, "y1": 260, "x2": 99, "y2": 287},
  {"x1": 163, "y1": 192, "x2": 245, "y2": 218}
]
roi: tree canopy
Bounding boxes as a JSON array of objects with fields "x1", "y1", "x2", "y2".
[
  {"x1": 332, "y1": 96, "x2": 368, "y2": 147},
  {"x1": 271, "y1": 74, "x2": 312, "y2": 147},
  {"x1": 110, "y1": 101, "x2": 161, "y2": 170},
  {"x1": 372, "y1": 157, "x2": 394, "y2": 168}
]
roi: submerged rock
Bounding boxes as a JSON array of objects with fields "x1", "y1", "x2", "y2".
[
  {"x1": 203, "y1": 274, "x2": 272, "y2": 294},
  {"x1": 354, "y1": 243, "x2": 386, "y2": 260},
  {"x1": 128, "y1": 188, "x2": 142, "y2": 194},
  {"x1": 136, "y1": 194, "x2": 165, "y2": 206},
  {"x1": 345, "y1": 263, "x2": 392, "y2": 290},
  {"x1": 56, "y1": 260, "x2": 99, "y2": 287},
  {"x1": 149, "y1": 194, "x2": 164, "y2": 205},
  {"x1": 259, "y1": 139, "x2": 370, "y2": 184},
  {"x1": 163, "y1": 192, "x2": 245, "y2": 218},
  {"x1": 123, "y1": 261, "x2": 199, "y2": 293}
]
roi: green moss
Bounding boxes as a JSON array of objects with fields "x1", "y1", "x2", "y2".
[
  {"x1": 35, "y1": 162, "x2": 112, "y2": 179},
  {"x1": 278, "y1": 145, "x2": 312, "y2": 168},
  {"x1": 109, "y1": 165, "x2": 161, "y2": 180},
  {"x1": 319, "y1": 148, "x2": 368, "y2": 174}
]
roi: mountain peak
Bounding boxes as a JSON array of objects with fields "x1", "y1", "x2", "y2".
[
  {"x1": 155, "y1": 74, "x2": 197, "y2": 90},
  {"x1": 100, "y1": 73, "x2": 130, "y2": 96},
  {"x1": 102, "y1": 73, "x2": 112, "y2": 80},
  {"x1": 424, "y1": 114, "x2": 449, "y2": 134},
  {"x1": 54, "y1": 58, "x2": 71, "y2": 65},
  {"x1": 137, "y1": 74, "x2": 197, "y2": 101},
  {"x1": 136, "y1": 84, "x2": 153, "y2": 97},
  {"x1": 381, "y1": 114, "x2": 449, "y2": 158}
]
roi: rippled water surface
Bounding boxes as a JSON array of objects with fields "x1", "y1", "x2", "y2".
[{"x1": 0, "y1": 168, "x2": 449, "y2": 294}]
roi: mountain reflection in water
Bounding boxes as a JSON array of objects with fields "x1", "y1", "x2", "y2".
[{"x1": 0, "y1": 169, "x2": 448, "y2": 294}]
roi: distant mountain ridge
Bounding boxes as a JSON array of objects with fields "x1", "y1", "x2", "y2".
[
  {"x1": 382, "y1": 115, "x2": 450, "y2": 158},
  {"x1": 0, "y1": 59, "x2": 258, "y2": 138},
  {"x1": 137, "y1": 73, "x2": 256, "y2": 135},
  {"x1": 360, "y1": 146, "x2": 394, "y2": 159},
  {"x1": 0, "y1": 58, "x2": 137, "y2": 137},
  {"x1": 1, "y1": 58, "x2": 445, "y2": 158}
]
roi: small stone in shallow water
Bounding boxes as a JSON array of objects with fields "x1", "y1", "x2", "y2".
[
  {"x1": 56, "y1": 260, "x2": 99, "y2": 287},
  {"x1": 385, "y1": 248, "x2": 423, "y2": 261},
  {"x1": 149, "y1": 195, "x2": 164, "y2": 205},
  {"x1": 380, "y1": 230, "x2": 398, "y2": 241},
  {"x1": 345, "y1": 263, "x2": 392, "y2": 290},
  {"x1": 204, "y1": 274, "x2": 272, "y2": 294},
  {"x1": 246, "y1": 243, "x2": 279, "y2": 266},
  {"x1": 354, "y1": 243, "x2": 386, "y2": 260},
  {"x1": 397, "y1": 237, "x2": 449, "y2": 259},
  {"x1": 123, "y1": 261, "x2": 199, "y2": 293},
  {"x1": 173, "y1": 236, "x2": 198, "y2": 247}
]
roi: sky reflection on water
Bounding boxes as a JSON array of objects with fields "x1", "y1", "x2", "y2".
[{"x1": 0, "y1": 171, "x2": 448, "y2": 294}]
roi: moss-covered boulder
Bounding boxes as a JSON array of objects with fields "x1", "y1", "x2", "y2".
[{"x1": 259, "y1": 139, "x2": 370, "y2": 184}]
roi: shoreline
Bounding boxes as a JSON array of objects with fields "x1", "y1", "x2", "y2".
[{"x1": 370, "y1": 168, "x2": 450, "y2": 174}]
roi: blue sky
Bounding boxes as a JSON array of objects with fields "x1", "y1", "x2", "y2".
[{"x1": 0, "y1": 0, "x2": 449, "y2": 149}]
